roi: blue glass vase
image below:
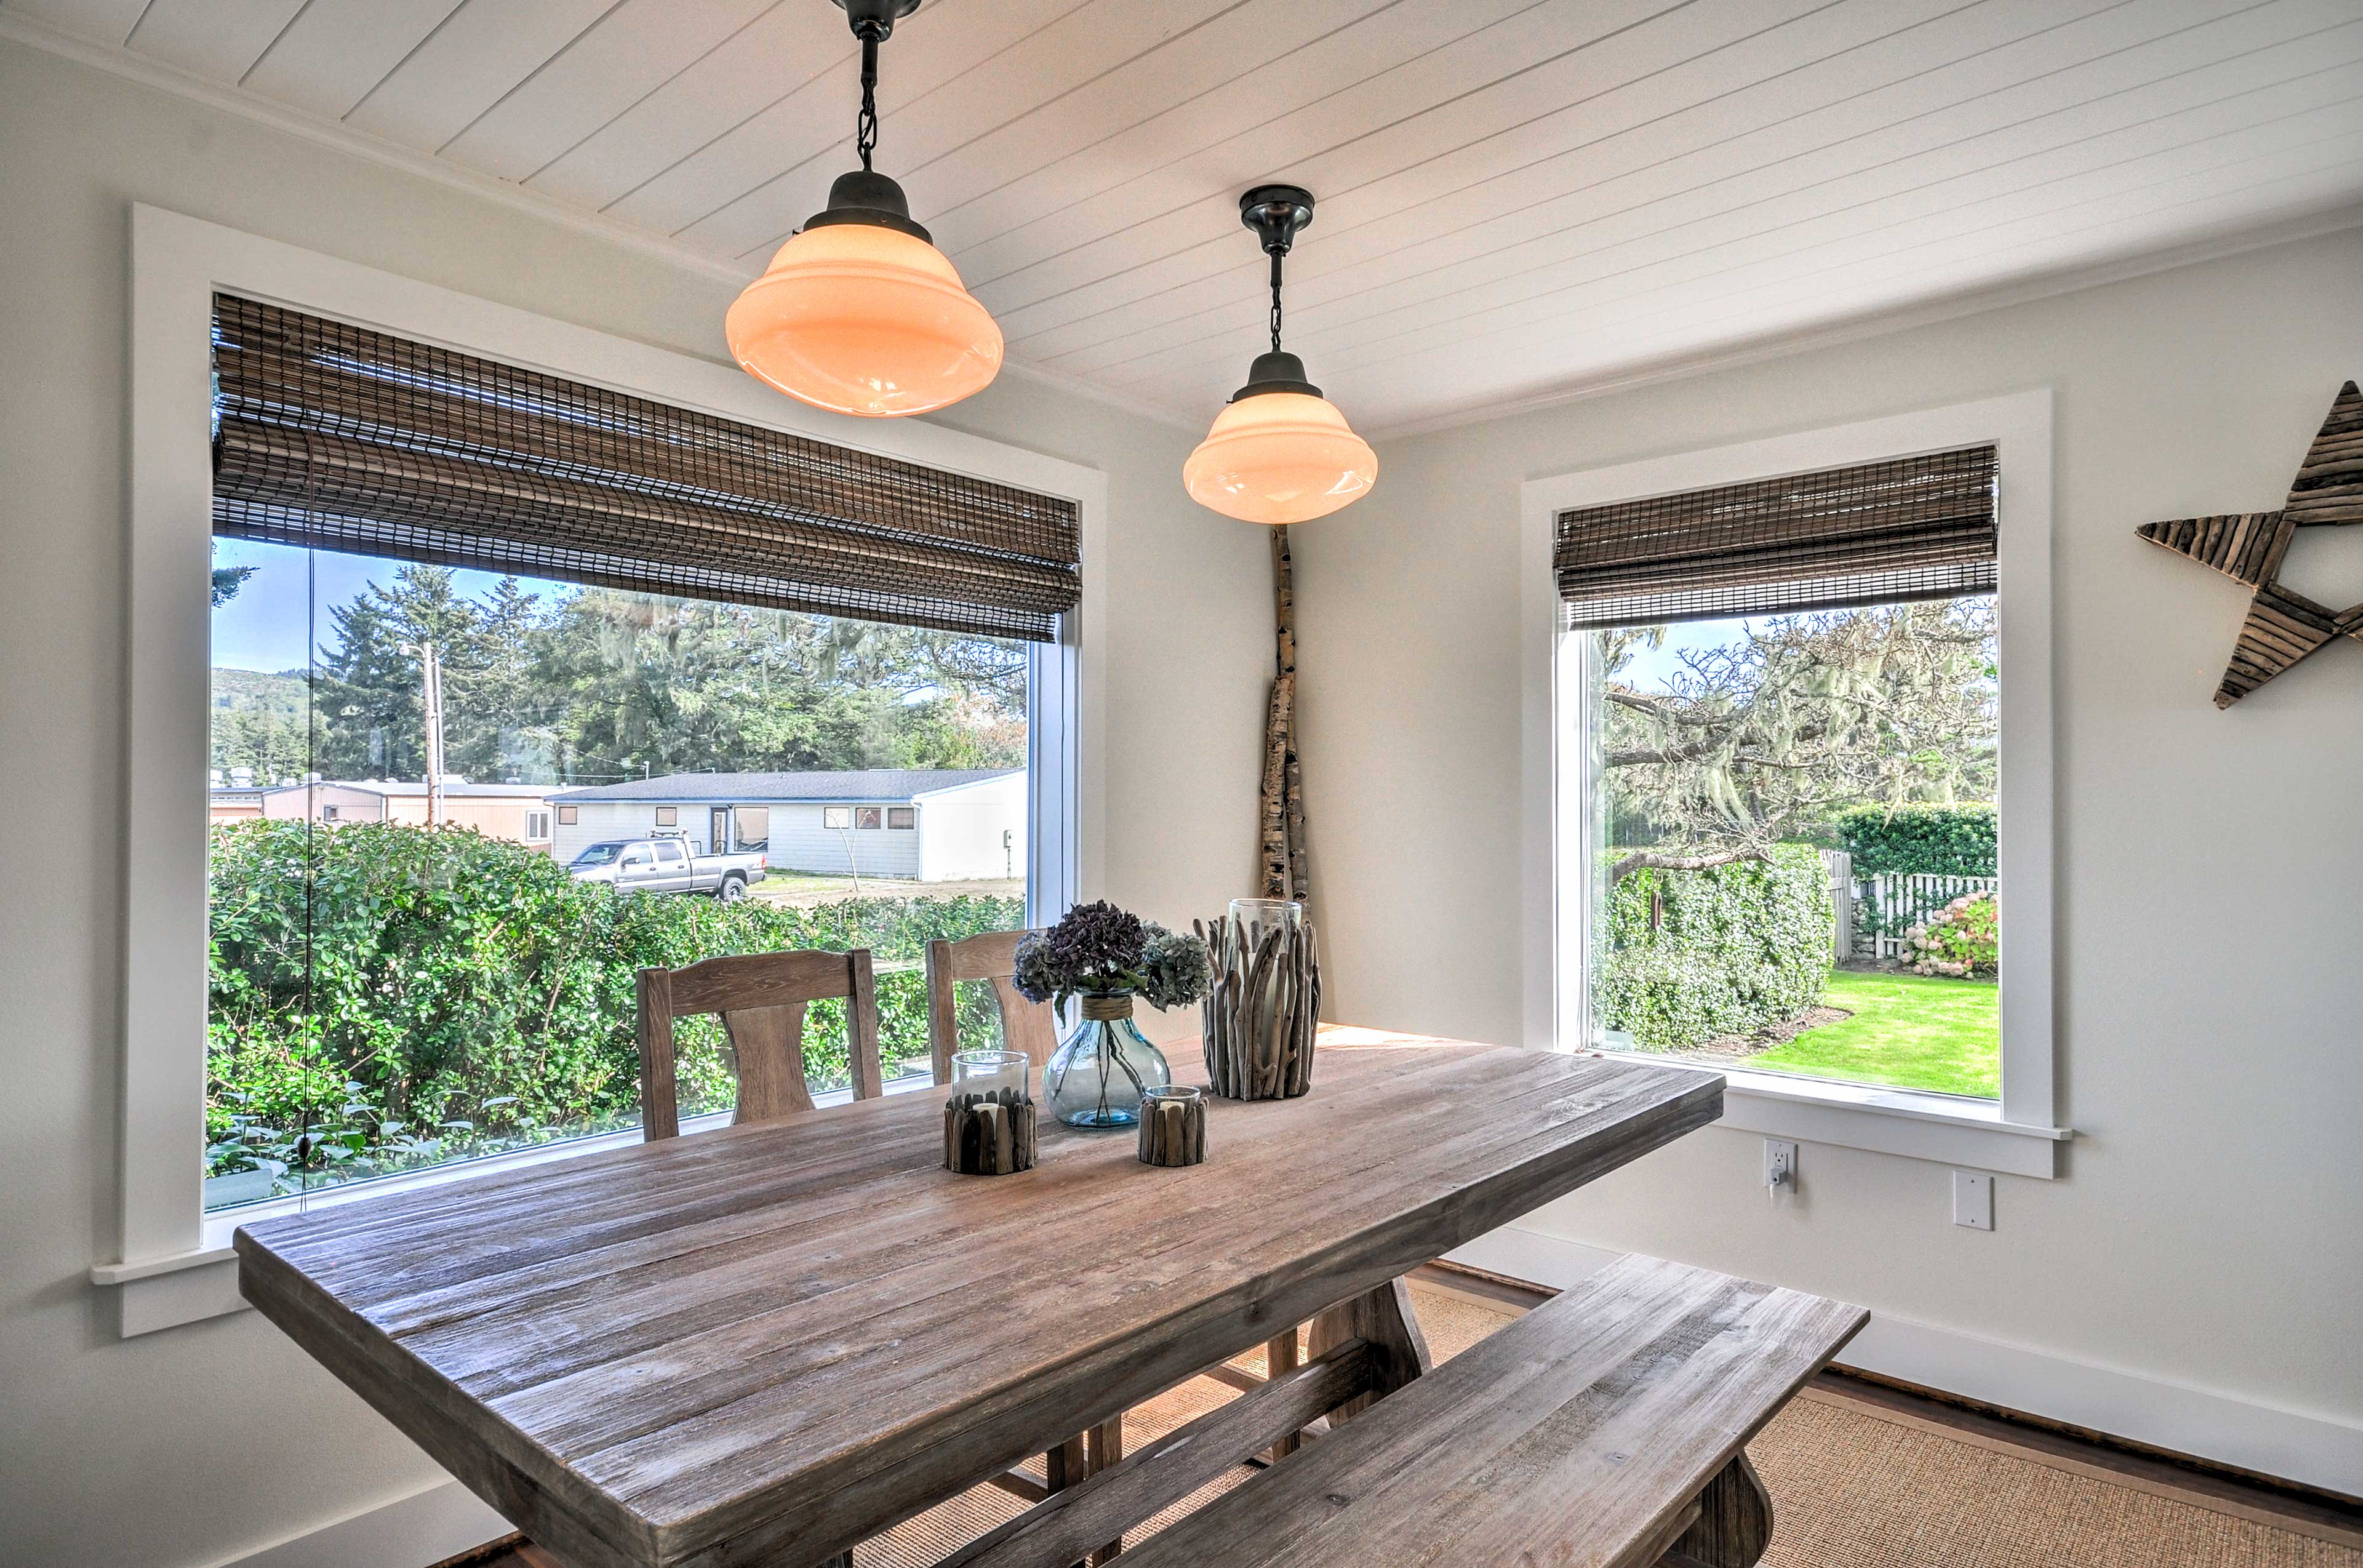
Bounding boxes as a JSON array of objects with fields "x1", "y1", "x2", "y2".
[{"x1": 1044, "y1": 993, "x2": 1171, "y2": 1129}]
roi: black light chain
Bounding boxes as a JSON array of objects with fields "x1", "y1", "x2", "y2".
[
  {"x1": 856, "y1": 34, "x2": 881, "y2": 172},
  {"x1": 1269, "y1": 251, "x2": 1285, "y2": 356}
]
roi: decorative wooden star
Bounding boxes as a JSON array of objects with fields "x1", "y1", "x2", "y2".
[{"x1": 2137, "y1": 380, "x2": 2363, "y2": 707}]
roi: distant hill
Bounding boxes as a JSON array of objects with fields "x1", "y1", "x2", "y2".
[{"x1": 211, "y1": 666, "x2": 309, "y2": 724}]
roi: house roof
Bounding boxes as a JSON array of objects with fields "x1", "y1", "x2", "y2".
[
  {"x1": 549, "y1": 769, "x2": 1017, "y2": 805},
  {"x1": 212, "y1": 780, "x2": 556, "y2": 799}
]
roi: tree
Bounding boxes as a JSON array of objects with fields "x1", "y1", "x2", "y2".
[
  {"x1": 1600, "y1": 599, "x2": 1996, "y2": 882},
  {"x1": 310, "y1": 566, "x2": 489, "y2": 780}
]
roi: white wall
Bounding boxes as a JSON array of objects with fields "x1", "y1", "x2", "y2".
[
  {"x1": 1291, "y1": 226, "x2": 2363, "y2": 1471},
  {"x1": 917, "y1": 774, "x2": 1028, "y2": 883},
  {"x1": 0, "y1": 38, "x2": 1272, "y2": 1568}
]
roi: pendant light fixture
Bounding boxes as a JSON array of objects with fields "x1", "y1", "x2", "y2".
[
  {"x1": 726, "y1": 0, "x2": 1002, "y2": 418},
  {"x1": 1184, "y1": 185, "x2": 1377, "y2": 525}
]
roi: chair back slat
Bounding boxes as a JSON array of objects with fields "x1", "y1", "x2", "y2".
[
  {"x1": 637, "y1": 948, "x2": 881, "y2": 1140},
  {"x1": 925, "y1": 930, "x2": 1057, "y2": 1085}
]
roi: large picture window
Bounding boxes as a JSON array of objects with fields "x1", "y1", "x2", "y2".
[
  {"x1": 198, "y1": 293, "x2": 1065, "y2": 1214},
  {"x1": 1558, "y1": 446, "x2": 2007, "y2": 1102}
]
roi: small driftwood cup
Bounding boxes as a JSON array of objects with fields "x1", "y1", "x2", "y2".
[
  {"x1": 943, "y1": 1087, "x2": 1037, "y2": 1175},
  {"x1": 1136, "y1": 1086, "x2": 1206, "y2": 1167}
]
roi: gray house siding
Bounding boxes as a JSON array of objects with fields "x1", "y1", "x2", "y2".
[{"x1": 553, "y1": 798, "x2": 921, "y2": 878}]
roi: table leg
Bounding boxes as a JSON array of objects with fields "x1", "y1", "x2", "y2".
[
  {"x1": 1086, "y1": 1417, "x2": 1124, "y2": 1563},
  {"x1": 1661, "y1": 1451, "x2": 1773, "y2": 1568},
  {"x1": 1306, "y1": 1276, "x2": 1432, "y2": 1425}
]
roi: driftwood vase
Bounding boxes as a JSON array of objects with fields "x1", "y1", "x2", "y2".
[{"x1": 1197, "y1": 898, "x2": 1319, "y2": 1100}]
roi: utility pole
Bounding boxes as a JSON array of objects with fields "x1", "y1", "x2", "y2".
[{"x1": 401, "y1": 640, "x2": 446, "y2": 825}]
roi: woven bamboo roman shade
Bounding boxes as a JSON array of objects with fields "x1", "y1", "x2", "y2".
[
  {"x1": 1554, "y1": 445, "x2": 1997, "y2": 629},
  {"x1": 210, "y1": 294, "x2": 1080, "y2": 641}
]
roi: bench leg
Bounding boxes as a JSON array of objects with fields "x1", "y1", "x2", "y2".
[
  {"x1": 1086, "y1": 1416, "x2": 1124, "y2": 1564},
  {"x1": 1661, "y1": 1451, "x2": 1773, "y2": 1568},
  {"x1": 1306, "y1": 1276, "x2": 1433, "y2": 1426},
  {"x1": 1264, "y1": 1327, "x2": 1303, "y2": 1461}
]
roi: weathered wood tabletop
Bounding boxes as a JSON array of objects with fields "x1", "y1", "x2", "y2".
[{"x1": 236, "y1": 1028, "x2": 1722, "y2": 1568}]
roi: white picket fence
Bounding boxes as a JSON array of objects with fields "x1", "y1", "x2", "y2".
[{"x1": 1853, "y1": 871, "x2": 1997, "y2": 962}]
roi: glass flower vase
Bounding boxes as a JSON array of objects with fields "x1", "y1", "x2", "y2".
[{"x1": 1045, "y1": 994, "x2": 1171, "y2": 1129}]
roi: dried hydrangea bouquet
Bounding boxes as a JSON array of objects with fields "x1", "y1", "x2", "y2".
[{"x1": 1014, "y1": 902, "x2": 1211, "y2": 1129}]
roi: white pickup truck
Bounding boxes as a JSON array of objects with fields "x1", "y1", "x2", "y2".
[{"x1": 566, "y1": 835, "x2": 769, "y2": 901}]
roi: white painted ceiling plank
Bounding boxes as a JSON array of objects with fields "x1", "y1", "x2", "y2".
[
  {"x1": 523, "y1": 2, "x2": 849, "y2": 210},
  {"x1": 344, "y1": 0, "x2": 620, "y2": 151},
  {"x1": 893, "y1": 0, "x2": 1400, "y2": 252},
  {"x1": 1029, "y1": 0, "x2": 2038, "y2": 369},
  {"x1": 1308, "y1": 122, "x2": 2363, "y2": 417},
  {"x1": 600, "y1": 0, "x2": 1095, "y2": 240},
  {"x1": 1094, "y1": 12, "x2": 2363, "y2": 389},
  {"x1": 5, "y1": 0, "x2": 154, "y2": 47},
  {"x1": 974, "y1": 0, "x2": 1836, "y2": 338},
  {"x1": 1342, "y1": 154, "x2": 2363, "y2": 426},
  {"x1": 125, "y1": 0, "x2": 305, "y2": 84},
  {"x1": 439, "y1": 0, "x2": 778, "y2": 182},
  {"x1": 668, "y1": 0, "x2": 1237, "y2": 258},
  {"x1": 240, "y1": 1, "x2": 468, "y2": 120},
  {"x1": 943, "y1": 0, "x2": 1682, "y2": 295},
  {"x1": 919, "y1": 0, "x2": 1540, "y2": 260}
]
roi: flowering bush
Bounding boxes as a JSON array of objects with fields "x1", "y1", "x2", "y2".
[
  {"x1": 1905, "y1": 892, "x2": 1997, "y2": 978},
  {"x1": 1012, "y1": 899, "x2": 1210, "y2": 1010}
]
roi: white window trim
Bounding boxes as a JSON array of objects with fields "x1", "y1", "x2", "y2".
[
  {"x1": 103, "y1": 205, "x2": 1106, "y2": 1334},
  {"x1": 1519, "y1": 390, "x2": 2068, "y2": 1177}
]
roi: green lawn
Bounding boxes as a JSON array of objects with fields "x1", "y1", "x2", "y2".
[{"x1": 1746, "y1": 969, "x2": 1999, "y2": 1098}]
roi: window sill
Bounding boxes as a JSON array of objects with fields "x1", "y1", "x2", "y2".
[
  {"x1": 92, "y1": 1077, "x2": 936, "y2": 1337},
  {"x1": 1582, "y1": 1051, "x2": 2071, "y2": 1178}
]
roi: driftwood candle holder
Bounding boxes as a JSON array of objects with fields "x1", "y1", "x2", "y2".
[
  {"x1": 1197, "y1": 901, "x2": 1320, "y2": 1100},
  {"x1": 943, "y1": 1088, "x2": 1037, "y2": 1176},
  {"x1": 1136, "y1": 1087, "x2": 1206, "y2": 1167}
]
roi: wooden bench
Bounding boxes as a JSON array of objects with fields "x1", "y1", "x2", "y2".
[{"x1": 932, "y1": 1255, "x2": 1866, "y2": 1568}]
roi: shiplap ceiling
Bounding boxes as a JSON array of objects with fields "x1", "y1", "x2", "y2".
[{"x1": 12, "y1": 0, "x2": 2363, "y2": 433}]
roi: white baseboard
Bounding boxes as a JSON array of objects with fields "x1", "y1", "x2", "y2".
[
  {"x1": 209, "y1": 1479, "x2": 506, "y2": 1568},
  {"x1": 1444, "y1": 1224, "x2": 2363, "y2": 1499}
]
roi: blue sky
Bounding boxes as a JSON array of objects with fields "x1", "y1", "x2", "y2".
[
  {"x1": 1610, "y1": 616, "x2": 1753, "y2": 692},
  {"x1": 210, "y1": 539, "x2": 540, "y2": 671}
]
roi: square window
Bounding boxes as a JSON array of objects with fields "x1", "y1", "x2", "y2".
[
  {"x1": 655, "y1": 806, "x2": 678, "y2": 826},
  {"x1": 856, "y1": 807, "x2": 884, "y2": 830},
  {"x1": 887, "y1": 806, "x2": 914, "y2": 830},
  {"x1": 320, "y1": 804, "x2": 339, "y2": 823},
  {"x1": 823, "y1": 806, "x2": 852, "y2": 830},
  {"x1": 525, "y1": 810, "x2": 551, "y2": 841},
  {"x1": 557, "y1": 805, "x2": 578, "y2": 825}
]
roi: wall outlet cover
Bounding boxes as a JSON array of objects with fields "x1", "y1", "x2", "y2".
[{"x1": 1953, "y1": 1169, "x2": 1994, "y2": 1230}]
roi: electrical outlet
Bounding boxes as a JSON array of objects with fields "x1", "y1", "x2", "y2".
[
  {"x1": 1763, "y1": 1139, "x2": 1797, "y2": 1196},
  {"x1": 1952, "y1": 1170, "x2": 1994, "y2": 1231}
]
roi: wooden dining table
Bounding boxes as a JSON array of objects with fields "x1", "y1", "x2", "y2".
[{"x1": 236, "y1": 1026, "x2": 1722, "y2": 1568}]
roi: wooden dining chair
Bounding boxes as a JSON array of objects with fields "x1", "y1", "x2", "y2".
[
  {"x1": 636, "y1": 948, "x2": 883, "y2": 1140},
  {"x1": 923, "y1": 929, "x2": 1058, "y2": 1085},
  {"x1": 923, "y1": 930, "x2": 1126, "y2": 1551}
]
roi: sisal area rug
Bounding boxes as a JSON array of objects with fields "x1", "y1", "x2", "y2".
[{"x1": 865, "y1": 1281, "x2": 2360, "y2": 1568}]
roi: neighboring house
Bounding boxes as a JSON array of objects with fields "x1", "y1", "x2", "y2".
[
  {"x1": 207, "y1": 780, "x2": 558, "y2": 850},
  {"x1": 548, "y1": 769, "x2": 1025, "y2": 882}
]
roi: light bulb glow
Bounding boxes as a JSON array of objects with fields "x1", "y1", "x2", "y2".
[
  {"x1": 1183, "y1": 391, "x2": 1377, "y2": 524},
  {"x1": 727, "y1": 223, "x2": 1002, "y2": 418}
]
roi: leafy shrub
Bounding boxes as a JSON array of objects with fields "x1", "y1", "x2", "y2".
[
  {"x1": 1594, "y1": 845, "x2": 1831, "y2": 1054},
  {"x1": 205, "y1": 820, "x2": 1023, "y2": 1197},
  {"x1": 1836, "y1": 803, "x2": 1996, "y2": 877},
  {"x1": 1905, "y1": 892, "x2": 1997, "y2": 978}
]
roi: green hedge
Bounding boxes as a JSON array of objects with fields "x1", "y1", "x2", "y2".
[
  {"x1": 205, "y1": 819, "x2": 1023, "y2": 1198},
  {"x1": 1836, "y1": 803, "x2": 1996, "y2": 877},
  {"x1": 1595, "y1": 845, "x2": 1831, "y2": 1053}
]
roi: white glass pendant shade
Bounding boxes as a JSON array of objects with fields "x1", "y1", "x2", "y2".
[
  {"x1": 727, "y1": 222, "x2": 1002, "y2": 419},
  {"x1": 1184, "y1": 390, "x2": 1378, "y2": 525}
]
